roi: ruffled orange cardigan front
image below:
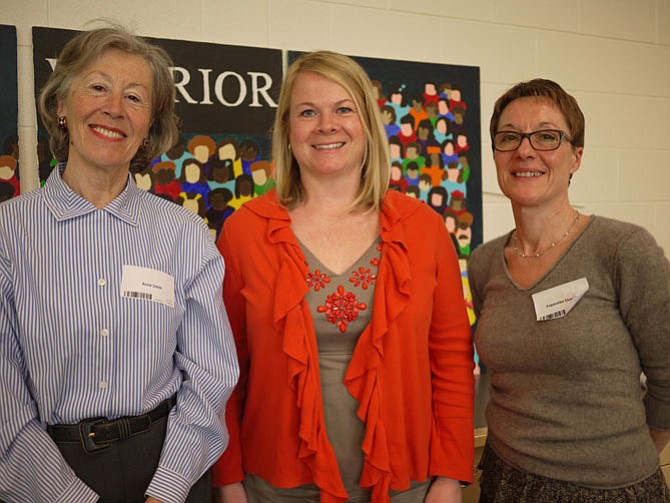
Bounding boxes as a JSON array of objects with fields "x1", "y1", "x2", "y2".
[{"x1": 212, "y1": 190, "x2": 474, "y2": 502}]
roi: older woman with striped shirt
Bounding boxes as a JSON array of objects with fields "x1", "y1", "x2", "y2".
[{"x1": 0, "y1": 24, "x2": 238, "y2": 503}]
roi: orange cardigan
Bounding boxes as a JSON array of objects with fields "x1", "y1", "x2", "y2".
[{"x1": 212, "y1": 190, "x2": 474, "y2": 502}]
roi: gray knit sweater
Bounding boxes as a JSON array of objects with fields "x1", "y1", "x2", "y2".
[{"x1": 468, "y1": 216, "x2": 670, "y2": 488}]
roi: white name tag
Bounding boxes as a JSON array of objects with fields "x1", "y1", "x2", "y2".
[
  {"x1": 121, "y1": 265, "x2": 175, "y2": 308},
  {"x1": 532, "y1": 277, "x2": 589, "y2": 321}
]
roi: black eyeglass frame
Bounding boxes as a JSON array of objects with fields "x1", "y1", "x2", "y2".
[{"x1": 491, "y1": 129, "x2": 574, "y2": 152}]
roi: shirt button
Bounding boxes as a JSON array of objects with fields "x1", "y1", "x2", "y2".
[
  {"x1": 97, "y1": 278, "x2": 107, "y2": 287},
  {"x1": 99, "y1": 380, "x2": 108, "y2": 389},
  {"x1": 100, "y1": 328, "x2": 109, "y2": 337}
]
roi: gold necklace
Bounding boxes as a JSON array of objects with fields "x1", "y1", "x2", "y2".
[{"x1": 512, "y1": 211, "x2": 580, "y2": 259}]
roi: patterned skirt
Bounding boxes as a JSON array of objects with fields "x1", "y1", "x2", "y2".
[{"x1": 478, "y1": 445, "x2": 670, "y2": 503}]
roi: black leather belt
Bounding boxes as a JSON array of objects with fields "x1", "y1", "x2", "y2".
[{"x1": 47, "y1": 396, "x2": 175, "y2": 453}]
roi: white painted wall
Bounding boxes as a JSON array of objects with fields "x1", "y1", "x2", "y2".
[{"x1": 3, "y1": 0, "x2": 669, "y2": 253}]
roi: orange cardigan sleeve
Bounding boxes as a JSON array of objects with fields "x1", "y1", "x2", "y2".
[{"x1": 211, "y1": 219, "x2": 248, "y2": 486}]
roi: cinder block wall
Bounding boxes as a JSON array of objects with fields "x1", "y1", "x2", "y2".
[{"x1": 3, "y1": 0, "x2": 669, "y2": 253}]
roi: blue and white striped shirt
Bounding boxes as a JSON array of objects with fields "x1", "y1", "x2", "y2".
[{"x1": 0, "y1": 166, "x2": 239, "y2": 503}]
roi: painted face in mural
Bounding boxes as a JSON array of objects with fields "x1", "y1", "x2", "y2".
[
  {"x1": 252, "y1": 167, "x2": 267, "y2": 185},
  {"x1": 447, "y1": 164, "x2": 460, "y2": 181},
  {"x1": 218, "y1": 143, "x2": 236, "y2": 161},
  {"x1": 166, "y1": 141, "x2": 185, "y2": 159},
  {"x1": 456, "y1": 224, "x2": 471, "y2": 248},
  {"x1": 183, "y1": 160, "x2": 202, "y2": 183},
  {"x1": 240, "y1": 141, "x2": 259, "y2": 162},
  {"x1": 444, "y1": 214, "x2": 456, "y2": 233},
  {"x1": 493, "y1": 96, "x2": 582, "y2": 209},
  {"x1": 182, "y1": 196, "x2": 200, "y2": 215},
  {"x1": 406, "y1": 164, "x2": 419, "y2": 180},
  {"x1": 390, "y1": 164, "x2": 402, "y2": 181},
  {"x1": 212, "y1": 162, "x2": 231, "y2": 183},
  {"x1": 436, "y1": 118, "x2": 448, "y2": 134},
  {"x1": 0, "y1": 158, "x2": 16, "y2": 181},
  {"x1": 134, "y1": 172, "x2": 153, "y2": 191},
  {"x1": 193, "y1": 145, "x2": 210, "y2": 163},
  {"x1": 57, "y1": 48, "x2": 153, "y2": 175},
  {"x1": 288, "y1": 72, "x2": 366, "y2": 183},
  {"x1": 238, "y1": 176, "x2": 253, "y2": 196},
  {"x1": 155, "y1": 165, "x2": 176, "y2": 184}
]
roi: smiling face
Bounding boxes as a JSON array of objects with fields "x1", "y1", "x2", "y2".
[
  {"x1": 493, "y1": 96, "x2": 582, "y2": 209},
  {"x1": 57, "y1": 49, "x2": 153, "y2": 176},
  {"x1": 288, "y1": 72, "x2": 365, "y2": 183}
]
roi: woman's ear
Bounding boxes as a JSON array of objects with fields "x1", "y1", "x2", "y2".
[{"x1": 570, "y1": 146, "x2": 583, "y2": 175}]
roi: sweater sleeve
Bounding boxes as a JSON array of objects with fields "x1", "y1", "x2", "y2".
[
  {"x1": 467, "y1": 248, "x2": 484, "y2": 319},
  {"x1": 616, "y1": 227, "x2": 670, "y2": 430}
]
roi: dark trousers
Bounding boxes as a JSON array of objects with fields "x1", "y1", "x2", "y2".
[{"x1": 52, "y1": 414, "x2": 211, "y2": 502}]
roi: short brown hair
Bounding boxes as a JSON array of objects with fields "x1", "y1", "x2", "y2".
[
  {"x1": 490, "y1": 78, "x2": 585, "y2": 149},
  {"x1": 37, "y1": 21, "x2": 178, "y2": 172}
]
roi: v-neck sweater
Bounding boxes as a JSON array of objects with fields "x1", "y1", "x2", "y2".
[{"x1": 468, "y1": 216, "x2": 670, "y2": 488}]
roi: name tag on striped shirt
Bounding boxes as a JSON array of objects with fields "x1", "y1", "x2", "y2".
[
  {"x1": 532, "y1": 277, "x2": 589, "y2": 322},
  {"x1": 121, "y1": 265, "x2": 175, "y2": 308}
]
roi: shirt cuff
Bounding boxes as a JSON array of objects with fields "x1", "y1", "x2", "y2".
[
  {"x1": 146, "y1": 466, "x2": 191, "y2": 503},
  {"x1": 54, "y1": 479, "x2": 98, "y2": 503},
  {"x1": 646, "y1": 392, "x2": 670, "y2": 430}
]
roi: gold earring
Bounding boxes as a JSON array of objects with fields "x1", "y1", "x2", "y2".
[
  {"x1": 58, "y1": 116, "x2": 67, "y2": 130},
  {"x1": 141, "y1": 138, "x2": 149, "y2": 149}
]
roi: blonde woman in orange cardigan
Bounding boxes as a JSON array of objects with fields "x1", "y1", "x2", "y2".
[{"x1": 213, "y1": 51, "x2": 475, "y2": 503}]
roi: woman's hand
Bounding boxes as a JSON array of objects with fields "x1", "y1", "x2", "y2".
[
  {"x1": 425, "y1": 477, "x2": 462, "y2": 503},
  {"x1": 218, "y1": 482, "x2": 248, "y2": 503},
  {"x1": 649, "y1": 427, "x2": 670, "y2": 454}
]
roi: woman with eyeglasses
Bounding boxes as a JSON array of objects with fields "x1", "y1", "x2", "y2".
[{"x1": 467, "y1": 79, "x2": 670, "y2": 502}]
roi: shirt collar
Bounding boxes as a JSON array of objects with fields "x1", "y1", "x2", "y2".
[{"x1": 42, "y1": 164, "x2": 141, "y2": 226}]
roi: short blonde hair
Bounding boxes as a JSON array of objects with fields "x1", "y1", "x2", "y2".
[
  {"x1": 272, "y1": 51, "x2": 390, "y2": 210},
  {"x1": 37, "y1": 22, "x2": 178, "y2": 172}
]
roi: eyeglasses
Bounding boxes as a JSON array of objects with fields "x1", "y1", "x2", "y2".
[{"x1": 492, "y1": 129, "x2": 573, "y2": 152}]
